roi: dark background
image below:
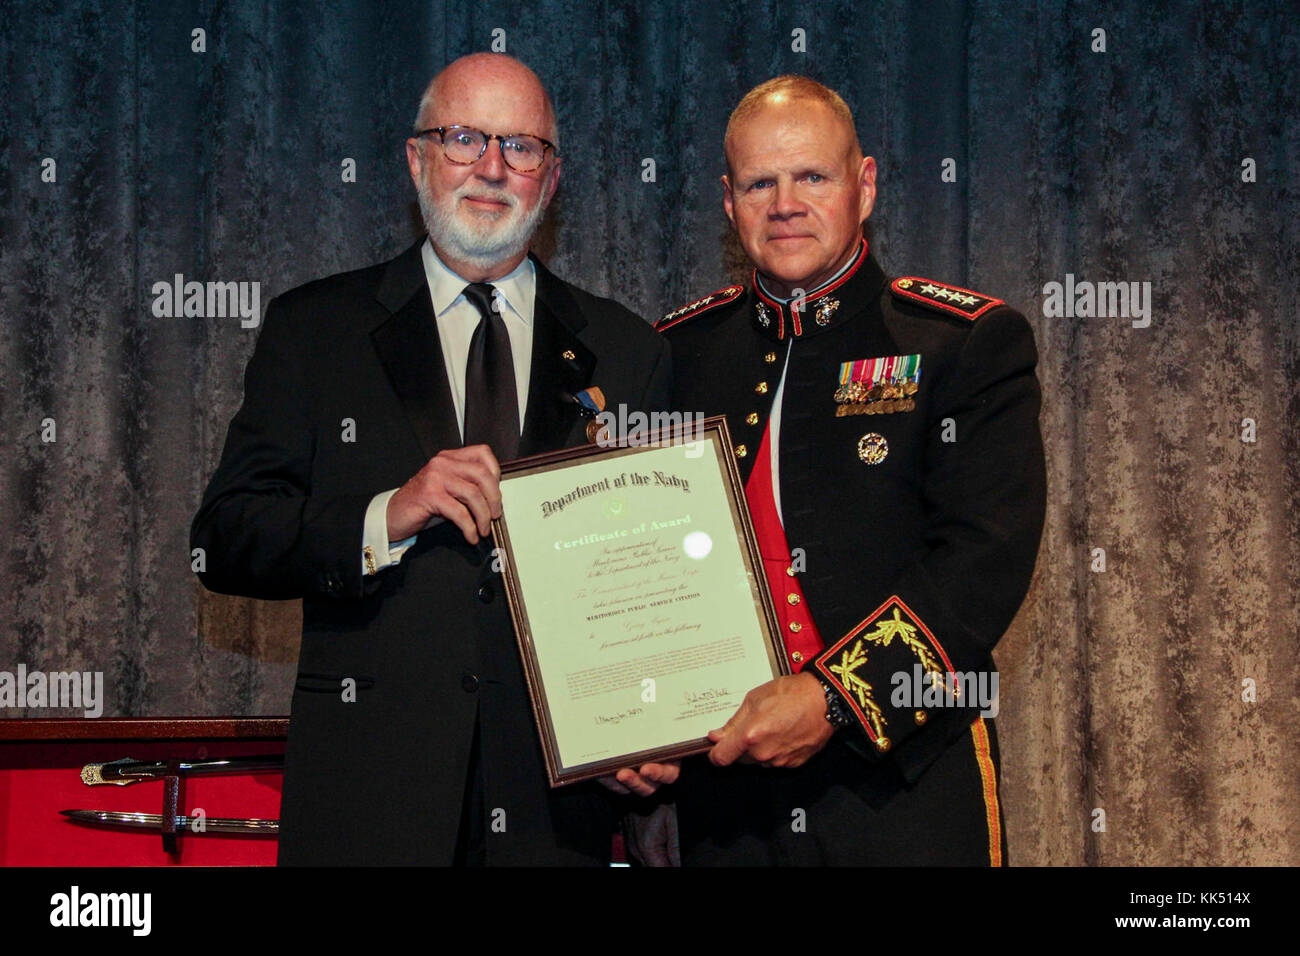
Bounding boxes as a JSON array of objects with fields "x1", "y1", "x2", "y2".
[{"x1": 2, "y1": 1, "x2": 1296, "y2": 863}]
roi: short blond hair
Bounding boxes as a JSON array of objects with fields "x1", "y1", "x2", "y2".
[{"x1": 724, "y1": 75, "x2": 860, "y2": 167}]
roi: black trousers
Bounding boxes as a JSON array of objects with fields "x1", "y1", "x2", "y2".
[
  {"x1": 450, "y1": 697, "x2": 617, "y2": 867},
  {"x1": 677, "y1": 717, "x2": 1007, "y2": 866},
  {"x1": 453, "y1": 716, "x2": 487, "y2": 866}
]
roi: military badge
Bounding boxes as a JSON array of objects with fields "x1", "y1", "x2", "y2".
[
  {"x1": 834, "y1": 354, "x2": 921, "y2": 416},
  {"x1": 570, "y1": 387, "x2": 607, "y2": 443},
  {"x1": 755, "y1": 302, "x2": 772, "y2": 328},
  {"x1": 813, "y1": 296, "x2": 839, "y2": 326},
  {"x1": 654, "y1": 285, "x2": 744, "y2": 333},
  {"x1": 891, "y1": 276, "x2": 1003, "y2": 321},
  {"x1": 857, "y1": 432, "x2": 889, "y2": 464}
]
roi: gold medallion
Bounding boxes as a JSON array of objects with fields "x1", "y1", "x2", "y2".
[{"x1": 858, "y1": 432, "x2": 889, "y2": 465}]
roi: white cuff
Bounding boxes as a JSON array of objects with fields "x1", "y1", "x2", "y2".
[{"x1": 362, "y1": 488, "x2": 417, "y2": 576}]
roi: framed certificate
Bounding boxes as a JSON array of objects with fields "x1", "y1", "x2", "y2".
[{"x1": 492, "y1": 416, "x2": 787, "y2": 787}]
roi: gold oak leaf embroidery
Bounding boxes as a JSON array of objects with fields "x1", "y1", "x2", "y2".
[
  {"x1": 828, "y1": 639, "x2": 887, "y2": 738},
  {"x1": 862, "y1": 607, "x2": 955, "y2": 698}
]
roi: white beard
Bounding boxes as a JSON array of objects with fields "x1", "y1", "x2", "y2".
[{"x1": 418, "y1": 174, "x2": 548, "y2": 272}]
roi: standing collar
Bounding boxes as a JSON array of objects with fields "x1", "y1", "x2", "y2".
[
  {"x1": 756, "y1": 242, "x2": 860, "y2": 303},
  {"x1": 750, "y1": 239, "x2": 883, "y2": 340}
]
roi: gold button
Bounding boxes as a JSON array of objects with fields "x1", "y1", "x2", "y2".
[
  {"x1": 785, "y1": 566, "x2": 796, "y2": 577},
  {"x1": 764, "y1": 352, "x2": 777, "y2": 364},
  {"x1": 875, "y1": 736, "x2": 892, "y2": 753},
  {"x1": 786, "y1": 593, "x2": 800, "y2": 606},
  {"x1": 791, "y1": 651, "x2": 804, "y2": 663},
  {"x1": 755, "y1": 381, "x2": 769, "y2": 395},
  {"x1": 914, "y1": 710, "x2": 928, "y2": 725},
  {"x1": 734, "y1": 444, "x2": 747, "y2": 458},
  {"x1": 788, "y1": 621, "x2": 802, "y2": 633},
  {"x1": 745, "y1": 412, "x2": 759, "y2": 426},
  {"x1": 561, "y1": 349, "x2": 576, "y2": 360}
]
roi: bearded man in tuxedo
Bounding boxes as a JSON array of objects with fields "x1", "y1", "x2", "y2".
[{"x1": 192, "y1": 53, "x2": 675, "y2": 865}]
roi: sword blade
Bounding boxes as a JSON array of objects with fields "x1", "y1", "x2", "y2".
[{"x1": 61, "y1": 809, "x2": 279, "y2": 834}]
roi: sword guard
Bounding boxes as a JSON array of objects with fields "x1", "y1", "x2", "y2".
[{"x1": 80, "y1": 757, "x2": 137, "y2": 786}]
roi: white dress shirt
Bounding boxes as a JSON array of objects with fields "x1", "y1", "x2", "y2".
[{"x1": 361, "y1": 239, "x2": 537, "y2": 575}]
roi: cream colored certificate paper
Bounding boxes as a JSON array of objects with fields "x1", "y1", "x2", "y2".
[{"x1": 496, "y1": 429, "x2": 782, "y2": 782}]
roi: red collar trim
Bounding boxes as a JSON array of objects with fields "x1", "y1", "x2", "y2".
[{"x1": 750, "y1": 239, "x2": 869, "y2": 340}]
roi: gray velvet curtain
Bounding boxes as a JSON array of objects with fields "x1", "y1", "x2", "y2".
[{"x1": 1, "y1": 0, "x2": 1296, "y2": 865}]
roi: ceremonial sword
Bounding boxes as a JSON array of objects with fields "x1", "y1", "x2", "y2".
[{"x1": 61, "y1": 810, "x2": 278, "y2": 835}]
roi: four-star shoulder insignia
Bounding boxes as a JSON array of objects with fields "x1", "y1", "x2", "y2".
[
  {"x1": 654, "y1": 285, "x2": 744, "y2": 333},
  {"x1": 891, "y1": 276, "x2": 1003, "y2": 320}
]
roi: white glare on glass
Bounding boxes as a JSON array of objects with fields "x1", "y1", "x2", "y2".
[{"x1": 683, "y1": 531, "x2": 713, "y2": 560}]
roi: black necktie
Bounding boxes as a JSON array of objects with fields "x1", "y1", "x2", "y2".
[{"x1": 461, "y1": 282, "x2": 520, "y2": 461}]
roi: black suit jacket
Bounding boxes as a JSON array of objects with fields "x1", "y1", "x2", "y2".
[
  {"x1": 192, "y1": 238, "x2": 671, "y2": 865},
  {"x1": 657, "y1": 243, "x2": 1045, "y2": 864}
]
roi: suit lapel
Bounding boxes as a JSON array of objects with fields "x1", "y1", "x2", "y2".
[
  {"x1": 517, "y1": 256, "x2": 596, "y2": 458},
  {"x1": 370, "y1": 239, "x2": 462, "y2": 461},
  {"x1": 369, "y1": 244, "x2": 597, "y2": 463}
]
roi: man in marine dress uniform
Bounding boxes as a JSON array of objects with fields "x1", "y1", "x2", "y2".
[
  {"x1": 655, "y1": 75, "x2": 1046, "y2": 864},
  {"x1": 192, "y1": 54, "x2": 675, "y2": 865}
]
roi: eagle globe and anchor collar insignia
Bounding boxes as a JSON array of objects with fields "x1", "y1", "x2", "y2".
[{"x1": 750, "y1": 238, "x2": 870, "y2": 341}]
